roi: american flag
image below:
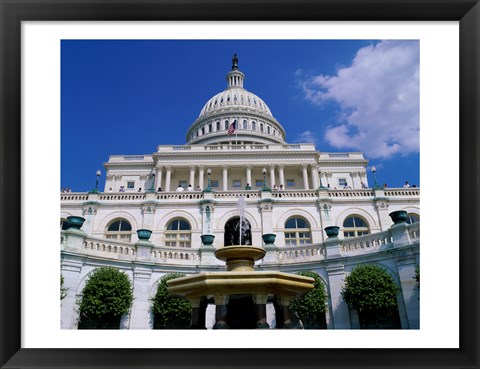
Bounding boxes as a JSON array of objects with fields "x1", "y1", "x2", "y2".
[{"x1": 227, "y1": 120, "x2": 237, "y2": 135}]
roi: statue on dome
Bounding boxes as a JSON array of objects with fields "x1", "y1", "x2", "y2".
[{"x1": 232, "y1": 53, "x2": 239, "y2": 70}]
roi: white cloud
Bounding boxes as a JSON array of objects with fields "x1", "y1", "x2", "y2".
[
  {"x1": 300, "y1": 40, "x2": 419, "y2": 159},
  {"x1": 295, "y1": 130, "x2": 318, "y2": 144}
]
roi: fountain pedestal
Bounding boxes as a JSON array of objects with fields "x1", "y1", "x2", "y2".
[{"x1": 167, "y1": 244, "x2": 314, "y2": 329}]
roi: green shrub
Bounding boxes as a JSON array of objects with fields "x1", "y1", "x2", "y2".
[
  {"x1": 151, "y1": 273, "x2": 192, "y2": 329},
  {"x1": 290, "y1": 271, "x2": 327, "y2": 329},
  {"x1": 78, "y1": 267, "x2": 133, "y2": 329},
  {"x1": 341, "y1": 264, "x2": 398, "y2": 314}
]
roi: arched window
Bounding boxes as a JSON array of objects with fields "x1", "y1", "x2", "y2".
[
  {"x1": 260, "y1": 123, "x2": 264, "y2": 132},
  {"x1": 216, "y1": 121, "x2": 220, "y2": 131},
  {"x1": 406, "y1": 213, "x2": 419, "y2": 224},
  {"x1": 105, "y1": 219, "x2": 132, "y2": 242},
  {"x1": 165, "y1": 219, "x2": 191, "y2": 248},
  {"x1": 252, "y1": 121, "x2": 256, "y2": 130},
  {"x1": 284, "y1": 217, "x2": 311, "y2": 246},
  {"x1": 225, "y1": 120, "x2": 229, "y2": 130},
  {"x1": 343, "y1": 216, "x2": 370, "y2": 238},
  {"x1": 243, "y1": 120, "x2": 248, "y2": 130}
]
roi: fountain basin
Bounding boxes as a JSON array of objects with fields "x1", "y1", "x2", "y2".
[
  {"x1": 214, "y1": 246, "x2": 266, "y2": 271},
  {"x1": 167, "y1": 271, "x2": 314, "y2": 299}
]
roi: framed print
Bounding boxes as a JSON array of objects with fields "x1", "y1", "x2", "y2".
[{"x1": 1, "y1": 0, "x2": 479, "y2": 368}]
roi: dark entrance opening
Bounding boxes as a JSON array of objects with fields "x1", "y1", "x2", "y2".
[
  {"x1": 224, "y1": 217, "x2": 252, "y2": 246},
  {"x1": 226, "y1": 295, "x2": 257, "y2": 329}
]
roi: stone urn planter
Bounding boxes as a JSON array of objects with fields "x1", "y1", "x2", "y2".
[
  {"x1": 389, "y1": 210, "x2": 408, "y2": 224},
  {"x1": 201, "y1": 234, "x2": 215, "y2": 246},
  {"x1": 324, "y1": 226, "x2": 340, "y2": 238},
  {"x1": 262, "y1": 233, "x2": 276, "y2": 245},
  {"x1": 66, "y1": 216, "x2": 85, "y2": 230},
  {"x1": 137, "y1": 229, "x2": 152, "y2": 240}
]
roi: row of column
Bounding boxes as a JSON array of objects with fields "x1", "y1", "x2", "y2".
[{"x1": 154, "y1": 164, "x2": 328, "y2": 192}]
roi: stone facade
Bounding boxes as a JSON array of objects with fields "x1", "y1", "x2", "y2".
[{"x1": 60, "y1": 58, "x2": 420, "y2": 329}]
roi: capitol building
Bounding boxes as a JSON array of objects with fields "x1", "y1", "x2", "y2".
[{"x1": 60, "y1": 56, "x2": 420, "y2": 330}]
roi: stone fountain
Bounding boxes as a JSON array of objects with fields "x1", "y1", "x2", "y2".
[{"x1": 167, "y1": 197, "x2": 314, "y2": 329}]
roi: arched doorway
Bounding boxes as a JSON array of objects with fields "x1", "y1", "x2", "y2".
[{"x1": 224, "y1": 216, "x2": 252, "y2": 246}]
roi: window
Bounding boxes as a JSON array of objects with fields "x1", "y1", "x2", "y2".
[
  {"x1": 343, "y1": 215, "x2": 370, "y2": 237},
  {"x1": 338, "y1": 178, "x2": 347, "y2": 187},
  {"x1": 286, "y1": 179, "x2": 295, "y2": 187},
  {"x1": 225, "y1": 120, "x2": 229, "y2": 130},
  {"x1": 255, "y1": 179, "x2": 263, "y2": 187},
  {"x1": 211, "y1": 180, "x2": 219, "y2": 188},
  {"x1": 233, "y1": 180, "x2": 241, "y2": 188},
  {"x1": 252, "y1": 122, "x2": 256, "y2": 130},
  {"x1": 127, "y1": 181, "x2": 135, "y2": 189},
  {"x1": 267, "y1": 126, "x2": 270, "y2": 134},
  {"x1": 216, "y1": 121, "x2": 220, "y2": 131},
  {"x1": 260, "y1": 123, "x2": 264, "y2": 132},
  {"x1": 105, "y1": 219, "x2": 132, "y2": 242},
  {"x1": 406, "y1": 213, "x2": 420, "y2": 224},
  {"x1": 165, "y1": 219, "x2": 191, "y2": 248},
  {"x1": 243, "y1": 120, "x2": 248, "y2": 130},
  {"x1": 208, "y1": 123, "x2": 212, "y2": 133},
  {"x1": 179, "y1": 180, "x2": 187, "y2": 188},
  {"x1": 284, "y1": 217, "x2": 311, "y2": 246},
  {"x1": 201, "y1": 127, "x2": 205, "y2": 135}
]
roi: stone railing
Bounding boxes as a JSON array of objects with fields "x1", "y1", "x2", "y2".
[
  {"x1": 340, "y1": 231, "x2": 393, "y2": 253},
  {"x1": 214, "y1": 191, "x2": 260, "y2": 200},
  {"x1": 157, "y1": 143, "x2": 318, "y2": 152},
  {"x1": 328, "y1": 189, "x2": 374, "y2": 198},
  {"x1": 272, "y1": 190, "x2": 319, "y2": 199},
  {"x1": 384, "y1": 189, "x2": 420, "y2": 197},
  {"x1": 277, "y1": 243, "x2": 326, "y2": 261},
  {"x1": 76, "y1": 235, "x2": 200, "y2": 264}
]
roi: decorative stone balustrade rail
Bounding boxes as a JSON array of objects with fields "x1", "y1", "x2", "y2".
[
  {"x1": 62, "y1": 187, "x2": 419, "y2": 204},
  {"x1": 277, "y1": 243, "x2": 326, "y2": 261},
  {"x1": 156, "y1": 143, "x2": 317, "y2": 152},
  {"x1": 62, "y1": 222, "x2": 419, "y2": 266}
]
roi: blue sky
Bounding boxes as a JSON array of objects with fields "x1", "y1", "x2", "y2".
[{"x1": 61, "y1": 40, "x2": 419, "y2": 191}]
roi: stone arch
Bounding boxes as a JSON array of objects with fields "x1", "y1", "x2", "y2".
[
  {"x1": 156, "y1": 210, "x2": 199, "y2": 231},
  {"x1": 275, "y1": 209, "x2": 319, "y2": 230},
  {"x1": 96, "y1": 211, "x2": 139, "y2": 233},
  {"x1": 223, "y1": 216, "x2": 252, "y2": 246},
  {"x1": 217, "y1": 209, "x2": 259, "y2": 231},
  {"x1": 335, "y1": 207, "x2": 378, "y2": 229}
]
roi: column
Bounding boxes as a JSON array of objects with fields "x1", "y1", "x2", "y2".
[
  {"x1": 253, "y1": 295, "x2": 269, "y2": 329},
  {"x1": 82, "y1": 201, "x2": 98, "y2": 236},
  {"x1": 269, "y1": 164, "x2": 276, "y2": 188},
  {"x1": 395, "y1": 251, "x2": 419, "y2": 329},
  {"x1": 165, "y1": 166, "x2": 172, "y2": 192},
  {"x1": 129, "y1": 267, "x2": 153, "y2": 329},
  {"x1": 155, "y1": 165, "x2": 163, "y2": 191},
  {"x1": 245, "y1": 164, "x2": 252, "y2": 188},
  {"x1": 189, "y1": 298, "x2": 207, "y2": 329},
  {"x1": 326, "y1": 263, "x2": 351, "y2": 328},
  {"x1": 278, "y1": 164, "x2": 285, "y2": 188},
  {"x1": 222, "y1": 165, "x2": 228, "y2": 191},
  {"x1": 61, "y1": 256, "x2": 83, "y2": 329},
  {"x1": 189, "y1": 165, "x2": 196, "y2": 189},
  {"x1": 213, "y1": 294, "x2": 229, "y2": 329},
  {"x1": 198, "y1": 165, "x2": 205, "y2": 190},
  {"x1": 277, "y1": 296, "x2": 293, "y2": 329},
  {"x1": 301, "y1": 164, "x2": 309, "y2": 190},
  {"x1": 310, "y1": 164, "x2": 319, "y2": 189}
]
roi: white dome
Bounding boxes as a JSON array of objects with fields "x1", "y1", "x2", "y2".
[{"x1": 199, "y1": 87, "x2": 273, "y2": 118}]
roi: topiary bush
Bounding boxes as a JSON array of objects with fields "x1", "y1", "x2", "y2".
[
  {"x1": 77, "y1": 267, "x2": 133, "y2": 329},
  {"x1": 151, "y1": 273, "x2": 192, "y2": 329},
  {"x1": 341, "y1": 264, "x2": 400, "y2": 329},
  {"x1": 290, "y1": 271, "x2": 327, "y2": 329}
]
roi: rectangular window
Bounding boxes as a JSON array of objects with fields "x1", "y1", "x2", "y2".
[
  {"x1": 255, "y1": 179, "x2": 263, "y2": 187},
  {"x1": 208, "y1": 124, "x2": 212, "y2": 133},
  {"x1": 339, "y1": 178, "x2": 347, "y2": 187},
  {"x1": 233, "y1": 180, "x2": 241, "y2": 188},
  {"x1": 216, "y1": 122, "x2": 220, "y2": 131},
  {"x1": 286, "y1": 179, "x2": 295, "y2": 187},
  {"x1": 127, "y1": 181, "x2": 135, "y2": 189},
  {"x1": 211, "y1": 180, "x2": 219, "y2": 188},
  {"x1": 179, "y1": 181, "x2": 187, "y2": 188}
]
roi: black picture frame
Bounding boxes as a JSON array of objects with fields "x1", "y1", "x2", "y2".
[{"x1": 1, "y1": 0, "x2": 479, "y2": 368}]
